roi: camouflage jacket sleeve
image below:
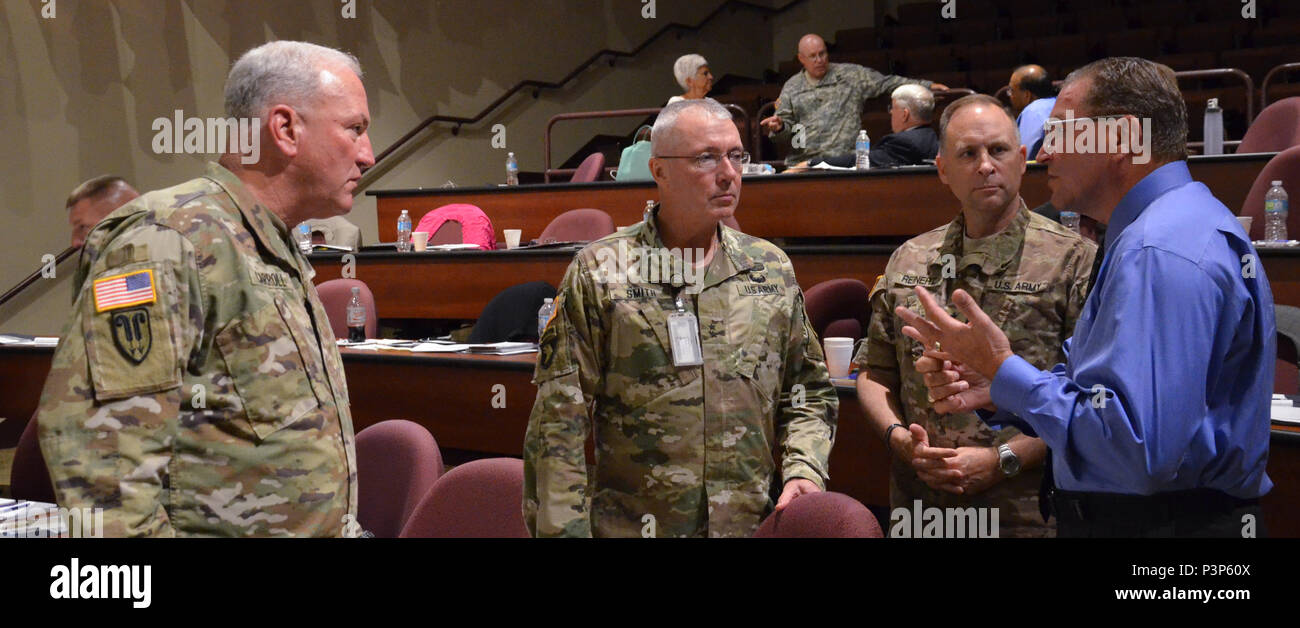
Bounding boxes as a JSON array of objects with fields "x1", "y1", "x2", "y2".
[
  {"x1": 522, "y1": 258, "x2": 605, "y2": 537},
  {"x1": 774, "y1": 286, "x2": 838, "y2": 489},
  {"x1": 856, "y1": 272, "x2": 903, "y2": 392},
  {"x1": 849, "y1": 64, "x2": 933, "y2": 101},
  {"x1": 36, "y1": 221, "x2": 202, "y2": 537},
  {"x1": 772, "y1": 77, "x2": 799, "y2": 140}
]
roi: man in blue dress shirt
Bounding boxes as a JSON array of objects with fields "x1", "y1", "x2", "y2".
[
  {"x1": 1008, "y1": 65, "x2": 1056, "y2": 160},
  {"x1": 895, "y1": 57, "x2": 1274, "y2": 537}
]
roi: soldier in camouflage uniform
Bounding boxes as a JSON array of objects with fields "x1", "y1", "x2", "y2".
[
  {"x1": 759, "y1": 34, "x2": 940, "y2": 166},
  {"x1": 524, "y1": 99, "x2": 837, "y2": 538},
  {"x1": 853, "y1": 95, "x2": 1096, "y2": 537},
  {"x1": 34, "y1": 42, "x2": 374, "y2": 537}
]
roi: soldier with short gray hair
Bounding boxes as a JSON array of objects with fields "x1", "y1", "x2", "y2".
[
  {"x1": 523, "y1": 98, "x2": 837, "y2": 537},
  {"x1": 35, "y1": 40, "x2": 375, "y2": 537}
]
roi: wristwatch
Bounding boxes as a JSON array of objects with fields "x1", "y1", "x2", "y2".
[{"x1": 997, "y1": 443, "x2": 1022, "y2": 477}]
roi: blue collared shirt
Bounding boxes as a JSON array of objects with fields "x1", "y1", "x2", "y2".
[
  {"x1": 1017, "y1": 97, "x2": 1055, "y2": 156},
  {"x1": 987, "y1": 161, "x2": 1275, "y2": 498}
]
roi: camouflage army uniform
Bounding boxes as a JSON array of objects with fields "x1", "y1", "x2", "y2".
[
  {"x1": 523, "y1": 206, "x2": 837, "y2": 538},
  {"x1": 36, "y1": 162, "x2": 358, "y2": 537},
  {"x1": 853, "y1": 206, "x2": 1095, "y2": 537},
  {"x1": 773, "y1": 63, "x2": 931, "y2": 165}
]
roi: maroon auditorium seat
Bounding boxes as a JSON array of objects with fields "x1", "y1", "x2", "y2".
[
  {"x1": 1239, "y1": 145, "x2": 1300, "y2": 241},
  {"x1": 356, "y1": 420, "x2": 444, "y2": 538},
  {"x1": 1239, "y1": 98, "x2": 1300, "y2": 154},
  {"x1": 10, "y1": 414, "x2": 56, "y2": 504},
  {"x1": 316, "y1": 278, "x2": 378, "y2": 340},
  {"x1": 753, "y1": 492, "x2": 883, "y2": 538},
  {"x1": 399, "y1": 458, "x2": 529, "y2": 538},
  {"x1": 804, "y1": 278, "x2": 872, "y2": 343},
  {"x1": 537, "y1": 208, "x2": 616, "y2": 243}
]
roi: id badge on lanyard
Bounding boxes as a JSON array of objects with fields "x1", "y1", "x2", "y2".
[{"x1": 667, "y1": 292, "x2": 702, "y2": 367}]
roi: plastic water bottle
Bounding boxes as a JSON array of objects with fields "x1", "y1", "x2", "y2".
[
  {"x1": 644, "y1": 199, "x2": 656, "y2": 221},
  {"x1": 506, "y1": 152, "x2": 519, "y2": 186},
  {"x1": 396, "y1": 209, "x2": 412, "y2": 252},
  {"x1": 295, "y1": 223, "x2": 313, "y2": 254},
  {"x1": 855, "y1": 130, "x2": 871, "y2": 170},
  {"x1": 537, "y1": 297, "x2": 555, "y2": 339},
  {"x1": 346, "y1": 286, "x2": 367, "y2": 342},
  {"x1": 1203, "y1": 98, "x2": 1223, "y2": 156},
  {"x1": 1059, "y1": 211, "x2": 1081, "y2": 233},
  {"x1": 1265, "y1": 180, "x2": 1290, "y2": 242}
]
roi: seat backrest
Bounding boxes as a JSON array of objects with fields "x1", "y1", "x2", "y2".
[
  {"x1": 537, "y1": 208, "x2": 615, "y2": 244},
  {"x1": 803, "y1": 278, "x2": 873, "y2": 343},
  {"x1": 1239, "y1": 145, "x2": 1300, "y2": 241},
  {"x1": 398, "y1": 458, "x2": 529, "y2": 538},
  {"x1": 316, "y1": 278, "x2": 379, "y2": 340},
  {"x1": 414, "y1": 204, "x2": 495, "y2": 250},
  {"x1": 11, "y1": 414, "x2": 56, "y2": 503},
  {"x1": 356, "y1": 420, "x2": 444, "y2": 538},
  {"x1": 571, "y1": 152, "x2": 606, "y2": 183},
  {"x1": 430, "y1": 220, "x2": 463, "y2": 245},
  {"x1": 468, "y1": 281, "x2": 557, "y2": 343},
  {"x1": 752, "y1": 492, "x2": 883, "y2": 538},
  {"x1": 1239, "y1": 98, "x2": 1300, "y2": 154}
]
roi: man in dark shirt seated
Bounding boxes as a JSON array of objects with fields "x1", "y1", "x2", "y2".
[{"x1": 801, "y1": 84, "x2": 939, "y2": 170}]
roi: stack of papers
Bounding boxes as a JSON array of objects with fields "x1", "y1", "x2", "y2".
[
  {"x1": 1270, "y1": 394, "x2": 1300, "y2": 425},
  {"x1": 336, "y1": 339, "x2": 536, "y2": 355},
  {"x1": 0, "y1": 499, "x2": 72, "y2": 538},
  {"x1": 0, "y1": 334, "x2": 58, "y2": 346},
  {"x1": 464, "y1": 342, "x2": 537, "y2": 355}
]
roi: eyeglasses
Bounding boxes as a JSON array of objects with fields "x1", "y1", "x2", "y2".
[
  {"x1": 655, "y1": 150, "x2": 750, "y2": 172},
  {"x1": 1042, "y1": 115, "x2": 1125, "y2": 135}
]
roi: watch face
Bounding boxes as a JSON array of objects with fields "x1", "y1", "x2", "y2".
[{"x1": 999, "y1": 447, "x2": 1021, "y2": 476}]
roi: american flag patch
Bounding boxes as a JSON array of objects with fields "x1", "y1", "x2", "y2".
[{"x1": 93, "y1": 269, "x2": 157, "y2": 312}]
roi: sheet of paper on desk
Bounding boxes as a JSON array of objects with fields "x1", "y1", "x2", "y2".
[
  {"x1": 1272, "y1": 404, "x2": 1300, "y2": 425},
  {"x1": 428, "y1": 243, "x2": 480, "y2": 251},
  {"x1": 410, "y1": 343, "x2": 471, "y2": 352},
  {"x1": 464, "y1": 341, "x2": 537, "y2": 355}
]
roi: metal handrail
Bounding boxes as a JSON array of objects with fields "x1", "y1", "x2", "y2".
[
  {"x1": 1175, "y1": 68, "x2": 1256, "y2": 122},
  {"x1": 542, "y1": 104, "x2": 750, "y2": 183},
  {"x1": 1262, "y1": 62, "x2": 1300, "y2": 108},
  {"x1": 358, "y1": 0, "x2": 808, "y2": 187},
  {"x1": 0, "y1": 247, "x2": 77, "y2": 311}
]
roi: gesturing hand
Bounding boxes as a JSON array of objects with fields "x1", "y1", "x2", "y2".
[
  {"x1": 914, "y1": 350, "x2": 995, "y2": 414},
  {"x1": 894, "y1": 287, "x2": 1014, "y2": 381}
]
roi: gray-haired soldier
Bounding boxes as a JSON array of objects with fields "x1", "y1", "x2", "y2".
[
  {"x1": 36, "y1": 41, "x2": 375, "y2": 537},
  {"x1": 523, "y1": 98, "x2": 837, "y2": 537}
]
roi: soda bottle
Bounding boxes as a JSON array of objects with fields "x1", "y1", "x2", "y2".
[{"x1": 347, "y1": 286, "x2": 367, "y2": 342}]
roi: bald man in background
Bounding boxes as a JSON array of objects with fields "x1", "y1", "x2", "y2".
[
  {"x1": 1007, "y1": 65, "x2": 1057, "y2": 158},
  {"x1": 66, "y1": 176, "x2": 140, "y2": 249},
  {"x1": 760, "y1": 33, "x2": 947, "y2": 166}
]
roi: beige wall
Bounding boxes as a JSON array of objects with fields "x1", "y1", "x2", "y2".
[{"x1": 0, "y1": 0, "x2": 874, "y2": 334}]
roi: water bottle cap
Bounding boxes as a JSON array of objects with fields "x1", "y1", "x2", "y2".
[
  {"x1": 544, "y1": 297, "x2": 554, "y2": 304},
  {"x1": 298, "y1": 223, "x2": 310, "y2": 233},
  {"x1": 351, "y1": 287, "x2": 360, "y2": 294},
  {"x1": 1273, "y1": 181, "x2": 1284, "y2": 187},
  {"x1": 1207, "y1": 98, "x2": 1219, "y2": 109},
  {"x1": 508, "y1": 152, "x2": 515, "y2": 157},
  {"x1": 400, "y1": 209, "x2": 409, "y2": 215}
]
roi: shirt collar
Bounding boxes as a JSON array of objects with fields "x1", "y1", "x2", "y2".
[
  {"x1": 637, "y1": 204, "x2": 757, "y2": 287},
  {"x1": 201, "y1": 161, "x2": 304, "y2": 271},
  {"x1": 1104, "y1": 160, "x2": 1192, "y2": 250},
  {"x1": 936, "y1": 198, "x2": 1031, "y2": 275}
]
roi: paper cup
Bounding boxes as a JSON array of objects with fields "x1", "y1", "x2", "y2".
[
  {"x1": 412, "y1": 231, "x2": 429, "y2": 251},
  {"x1": 1237, "y1": 216, "x2": 1253, "y2": 236},
  {"x1": 823, "y1": 337, "x2": 854, "y2": 378},
  {"x1": 504, "y1": 229, "x2": 522, "y2": 249}
]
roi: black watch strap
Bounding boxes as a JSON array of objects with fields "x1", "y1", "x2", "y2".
[{"x1": 885, "y1": 423, "x2": 906, "y2": 452}]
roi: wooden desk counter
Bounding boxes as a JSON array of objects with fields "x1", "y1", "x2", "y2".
[
  {"x1": 310, "y1": 246, "x2": 1300, "y2": 321},
  {"x1": 369, "y1": 153, "x2": 1272, "y2": 242},
  {"x1": 3, "y1": 345, "x2": 1296, "y2": 536}
]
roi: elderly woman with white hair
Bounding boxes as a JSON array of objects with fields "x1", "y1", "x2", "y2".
[{"x1": 668, "y1": 54, "x2": 714, "y2": 104}]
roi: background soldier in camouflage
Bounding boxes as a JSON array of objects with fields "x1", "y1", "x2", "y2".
[
  {"x1": 34, "y1": 41, "x2": 375, "y2": 537},
  {"x1": 853, "y1": 95, "x2": 1095, "y2": 537},
  {"x1": 524, "y1": 99, "x2": 837, "y2": 538},
  {"x1": 759, "y1": 33, "x2": 946, "y2": 166}
]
